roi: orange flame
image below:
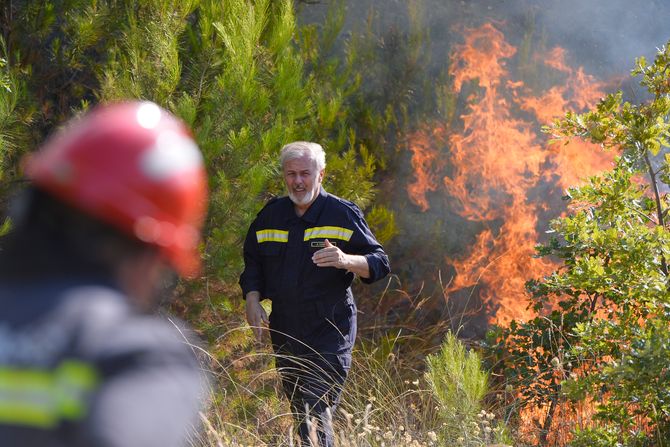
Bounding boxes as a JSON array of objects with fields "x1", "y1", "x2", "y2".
[
  {"x1": 407, "y1": 126, "x2": 446, "y2": 212},
  {"x1": 407, "y1": 23, "x2": 613, "y2": 324}
]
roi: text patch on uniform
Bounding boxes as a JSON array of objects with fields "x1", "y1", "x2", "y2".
[{"x1": 310, "y1": 240, "x2": 337, "y2": 248}]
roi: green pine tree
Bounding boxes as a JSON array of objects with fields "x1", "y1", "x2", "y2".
[{"x1": 0, "y1": 0, "x2": 401, "y2": 289}]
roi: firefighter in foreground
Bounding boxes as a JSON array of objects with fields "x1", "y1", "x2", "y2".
[
  {"x1": 240, "y1": 141, "x2": 391, "y2": 446},
  {"x1": 0, "y1": 101, "x2": 209, "y2": 446}
]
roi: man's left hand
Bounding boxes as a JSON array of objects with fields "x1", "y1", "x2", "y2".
[
  {"x1": 312, "y1": 239, "x2": 371, "y2": 278},
  {"x1": 312, "y1": 239, "x2": 349, "y2": 269}
]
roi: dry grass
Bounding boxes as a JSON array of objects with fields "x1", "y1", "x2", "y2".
[
  {"x1": 190, "y1": 341, "x2": 444, "y2": 447},
  {"x1": 187, "y1": 325, "x2": 511, "y2": 446},
  {"x1": 177, "y1": 277, "x2": 514, "y2": 446}
]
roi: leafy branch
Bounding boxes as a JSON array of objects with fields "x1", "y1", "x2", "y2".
[{"x1": 488, "y1": 41, "x2": 670, "y2": 444}]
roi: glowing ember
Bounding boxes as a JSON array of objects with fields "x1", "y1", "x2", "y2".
[{"x1": 406, "y1": 23, "x2": 613, "y2": 324}]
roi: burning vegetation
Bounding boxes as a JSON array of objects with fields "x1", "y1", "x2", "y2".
[
  {"x1": 404, "y1": 20, "x2": 670, "y2": 445},
  {"x1": 407, "y1": 23, "x2": 613, "y2": 325},
  {"x1": 2, "y1": 0, "x2": 670, "y2": 445}
]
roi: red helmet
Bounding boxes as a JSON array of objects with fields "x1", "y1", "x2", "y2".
[{"x1": 25, "y1": 101, "x2": 208, "y2": 277}]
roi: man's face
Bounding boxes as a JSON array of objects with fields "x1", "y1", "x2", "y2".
[{"x1": 283, "y1": 154, "x2": 324, "y2": 207}]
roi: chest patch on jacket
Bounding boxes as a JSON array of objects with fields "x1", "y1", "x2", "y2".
[{"x1": 310, "y1": 240, "x2": 337, "y2": 248}]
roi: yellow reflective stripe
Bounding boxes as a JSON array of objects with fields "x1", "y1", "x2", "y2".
[
  {"x1": 0, "y1": 360, "x2": 99, "y2": 428},
  {"x1": 256, "y1": 229, "x2": 288, "y2": 243},
  {"x1": 0, "y1": 400, "x2": 55, "y2": 428},
  {"x1": 303, "y1": 226, "x2": 353, "y2": 242},
  {"x1": 0, "y1": 369, "x2": 55, "y2": 427},
  {"x1": 55, "y1": 360, "x2": 99, "y2": 420}
]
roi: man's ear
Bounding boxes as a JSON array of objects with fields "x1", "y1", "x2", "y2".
[
  {"x1": 117, "y1": 250, "x2": 168, "y2": 312},
  {"x1": 318, "y1": 169, "x2": 325, "y2": 182}
]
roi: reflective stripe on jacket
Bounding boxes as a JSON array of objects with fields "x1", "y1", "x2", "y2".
[{"x1": 239, "y1": 187, "x2": 391, "y2": 306}]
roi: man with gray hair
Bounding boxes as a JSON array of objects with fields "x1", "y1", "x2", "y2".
[{"x1": 240, "y1": 141, "x2": 390, "y2": 446}]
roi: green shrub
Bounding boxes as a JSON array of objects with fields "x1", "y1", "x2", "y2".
[
  {"x1": 425, "y1": 332, "x2": 506, "y2": 446},
  {"x1": 570, "y1": 425, "x2": 647, "y2": 447}
]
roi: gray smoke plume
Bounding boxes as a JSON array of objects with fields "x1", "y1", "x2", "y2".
[
  {"x1": 297, "y1": 0, "x2": 670, "y2": 337},
  {"x1": 300, "y1": 0, "x2": 670, "y2": 82}
]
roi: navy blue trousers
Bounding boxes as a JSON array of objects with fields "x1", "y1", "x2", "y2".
[{"x1": 270, "y1": 297, "x2": 356, "y2": 447}]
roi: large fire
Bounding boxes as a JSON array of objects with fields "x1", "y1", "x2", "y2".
[{"x1": 407, "y1": 23, "x2": 613, "y2": 324}]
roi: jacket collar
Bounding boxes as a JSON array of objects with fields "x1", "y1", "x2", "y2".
[{"x1": 285, "y1": 186, "x2": 327, "y2": 224}]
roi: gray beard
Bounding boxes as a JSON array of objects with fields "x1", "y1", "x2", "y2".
[{"x1": 288, "y1": 188, "x2": 318, "y2": 206}]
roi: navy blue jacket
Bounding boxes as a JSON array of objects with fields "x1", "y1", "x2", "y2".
[
  {"x1": 239, "y1": 187, "x2": 390, "y2": 309},
  {"x1": 0, "y1": 278, "x2": 207, "y2": 447}
]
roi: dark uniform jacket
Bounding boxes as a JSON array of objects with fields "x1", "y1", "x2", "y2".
[
  {"x1": 239, "y1": 187, "x2": 390, "y2": 349},
  {"x1": 0, "y1": 278, "x2": 207, "y2": 447}
]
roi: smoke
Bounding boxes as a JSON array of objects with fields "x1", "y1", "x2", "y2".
[
  {"x1": 297, "y1": 0, "x2": 670, "y2": 336},
  {"x1": 531, "y1": 0, "x2": 670, "y2": 74},
  {"x1": 301, "y1": 0, "x2": 670, "y2": 80},
  {"x1": 434, "y1": 0, "x2": 670, "y2": 71}
]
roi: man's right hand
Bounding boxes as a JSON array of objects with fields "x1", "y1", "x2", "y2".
[{"x1": 245, "y1": 291, "x2": 269, "y2": 341}]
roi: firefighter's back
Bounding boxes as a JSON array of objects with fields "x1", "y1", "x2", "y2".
[
  {"x1": 0, "y1": 101, "x2": 210, "y2": 446},
  {"x1": 0, "y1": 279, "x2": 205, "y2": 446}
]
